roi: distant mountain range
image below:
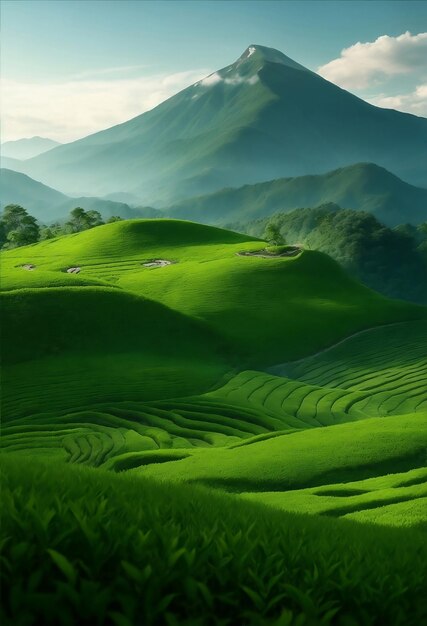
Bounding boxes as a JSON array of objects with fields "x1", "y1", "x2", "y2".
[
  {"x1": 8, "y1": 44, "x2": 427, "y2": 204},
  {"x1": 0, "y1": 169, "x2": 160, "y2": 222},
  {"x1": 167, "y1": 163, "x2": 427, "y2": 227},
  {"x1": 1, "y1": 136, "x2": 61, "y2": 160}
]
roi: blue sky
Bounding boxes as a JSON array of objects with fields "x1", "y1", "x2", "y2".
[{"x1": 1, "y1": 0, "x2": 426, "y2": 141}]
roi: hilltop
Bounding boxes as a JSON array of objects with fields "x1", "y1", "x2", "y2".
[{"x1": 13, "y1": 44, "x2": 427, "y2": 203}]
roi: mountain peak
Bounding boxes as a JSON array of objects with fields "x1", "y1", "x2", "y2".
[{"x1": 237, "y1": 44, "x2": 310, "y2": 73}]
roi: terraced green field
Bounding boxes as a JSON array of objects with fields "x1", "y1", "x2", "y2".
[{"x1": 1, "y1": 219, "x2": 426, "y2": 625}]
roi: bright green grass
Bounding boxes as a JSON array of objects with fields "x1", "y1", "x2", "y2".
[
  {"x1": 2, "y1": 220, "x2": 424, "y2": 366},
  {"x1": 1, "y1": 221, "x2": 426, "y2": 478},
  {"x1": 119, "y1": 245, "x2": 424, "y2": 365},
  {"x1": 2, "y1": 220, "x2": 427, "y2": 625},
  {"x1": 274, "y1": 320, "x2": 427, "y2": 415},
  {"x1": 138, "y1": 412, "x2": 427, "y2": 489},
  {"x1": 2, "y1": 455, "x2": 427, "y2": 626},
  {"x1": 240, "y1": 468, "x2": 427, "y2": 528},
  {"x1": 0, "y1": 283, "x2": 233, "y2": 420}
]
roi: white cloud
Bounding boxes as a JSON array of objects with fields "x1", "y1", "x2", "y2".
[
  {"x1": 200, "y1": 72, "x2": 223, "y2": 87},
  {"x1": 0, "y1": 68, "x2": 209, "y2": 143},
  {"x1": 224, "y1": 74, "x2": 259, "y2": 86},
  {"x1": 318, "y1": 31, "x2": 427, "y2": 89},
  {"x1": 198, "y1": 72, "x2": 259, "y2": 88},
  {"x1": 368, "y1": 83, "x2": 427, "y2": 118}
]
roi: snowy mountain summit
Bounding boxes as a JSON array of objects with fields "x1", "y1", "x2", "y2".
[{"x1": 237, "y1": 44, "x2": 310, "y2": 73}]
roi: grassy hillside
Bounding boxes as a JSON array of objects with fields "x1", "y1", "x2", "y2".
[
  {"x1": 1, "y1": 219, "x2": 425, "y2": 481},
  {"x1": 2, "y1": 217, "x2": 427, "y2": 625},
  {"x1": 140, "y1": 412, "x2": 427, "y2": 487},
  {"x1": 2, "y1": 219, "x2": 423, "y2": 367},
  {"x1": 167, "y1": 163, "x2": 427, "y2": 227},
  {"x1": 0, "y1": 284, "x2": 234, "y2": 420},
  {"x1": 2, "y1": 455, "x2": 426, "y2": 626}
]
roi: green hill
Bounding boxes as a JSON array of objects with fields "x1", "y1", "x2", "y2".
[
  {"x1": 1, "y1": 218, "x2": 424, "y2": 441},
  {"x1": 0, "y1": 168, "x2": 157, "y2": 222},
  {"x1": 15, "y1": 45, "x2": 427, "y2": 203},
  {"x1": 2, "y1": 218, "x2": 427, "y2": 625},
  {"x1": 167, "y1": 163, "x2": 427, "y2": 227},
  {"x1": 3, "y1": 454, "x2": 426, "y2": 626},
  {"x1": 2, "y1": 219, "x2": 423, "y2": 367}
]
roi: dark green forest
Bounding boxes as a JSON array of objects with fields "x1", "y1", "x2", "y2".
[{"x1": 231, "y1": 204, "x2": 427, "y2": 304}]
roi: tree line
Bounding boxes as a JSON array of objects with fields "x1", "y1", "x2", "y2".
[
  {"x1": 0, "y1": 205, "x2": 122, "y2": 249},
  {"x1": 232, "y1": 203, "x2": 427, "y2": 305}
]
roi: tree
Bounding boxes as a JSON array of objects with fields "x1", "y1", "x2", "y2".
[
  {"x1": 65, "y1": 207, "x2": 104, "y2": 233},
  {"x1": 263, "y1": 221, "x2": 285, "y2": 246},
  {"x1": 106, "y1": 215, "x2": 123, "y2": 223},
  {"x1": 0, "y1": 204, "x2": 39, "y2": 249},
  {"x1": 86, "y1": 210, "x2": 104, "y2": 228}
]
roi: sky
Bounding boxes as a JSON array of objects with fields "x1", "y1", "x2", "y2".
[{"x1": 1, "y1": 0, "x2": 427, "y2": 143}]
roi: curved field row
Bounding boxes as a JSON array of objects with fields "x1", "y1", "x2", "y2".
[
  {"x1": 275, "y1": 321, "x2": 427, "y2": 415},
  {"x1": 240, "y1": 467, "x2": 427, "y2": 529},
  {"x1": 0, "y1": 371, "x2": 374, "y2": 466}
]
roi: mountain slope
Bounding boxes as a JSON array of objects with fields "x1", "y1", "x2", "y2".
[
  {"x1": 0, "y1": 136, "x2": 61, "y2": 160},
  {"x1": 167, "y1": 163, "x2": 427, "y2": 227},
  {"x1": 0, "y1": 168, "x2": 157, "y2": 221},
  {"x1": 17, "y1": 45, "x2": 427, "y2": 203}
]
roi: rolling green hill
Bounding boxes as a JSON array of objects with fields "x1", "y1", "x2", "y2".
[
  {"x1": 2, "y1": 218, "x2": 427, "y2": 625},
  {"x1": 2, "y1": 219, "x2": 423, "y2": 367},
  {"x1": 167, "y1": 163, "x2": 427, "y2": 227},
  {"x1": 3, "y1": 454, "x2": 426, "y2": 626},
  {"x1": 0, "y1": 168, "x2": 158, "y2": 222},
  {"x1": 1, "y1": 219, "x2": 425, "y2": 451},
  {"x1": 14, "y1": 45, "x2": 427, "y2": 203}
]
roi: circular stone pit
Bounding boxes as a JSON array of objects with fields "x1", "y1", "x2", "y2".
[{"x1": 142, "y1": 259, "x2": 174, "y2": 269}]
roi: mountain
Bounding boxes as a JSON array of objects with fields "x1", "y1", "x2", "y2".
[
  {"x1": 1, "y1": 136, "x2": 61, "y2": 160},
  {"x1": 237, "y1": 204, "x2": 427, "y2": 304},
  {"x1": 0, "y1": 169, "x2": 160, "y2": 222},
  {"x1": 167, "y1": 163, "x2": 427, "y2": 227},
  {"x1": 17, "y1": 44, "x2": 427, "y2": 204}
]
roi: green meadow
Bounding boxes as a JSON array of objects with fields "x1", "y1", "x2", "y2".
[{"x1": 1, "y1": 219, "x2": 426, "y2": 625}]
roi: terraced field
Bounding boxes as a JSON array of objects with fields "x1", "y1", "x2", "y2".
[
  {"x1": 2, "y1": 219, "x2": 427, "y2": 626},
  {"x1": 1, "y1": 219, "x2": 426, "y2": 525},
  {"x1": 241, "y1": 467, "x2": 427, "y2": 529},
  {"x1": 274, "y1": 320, "x2": 427, "y2": 413}
]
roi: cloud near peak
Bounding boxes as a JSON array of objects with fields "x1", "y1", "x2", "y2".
[{"x1": 318, "y1": 31, "x2": 427, "y2": 89}]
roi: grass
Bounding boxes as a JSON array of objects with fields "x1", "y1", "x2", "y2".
[
  {"x1": 2, "y1": 454, "x2": 427, "y2": 626},
  {"x1": 119, "y1": 244, "x2": 424, "y2": 365},
  {"x1": 276, "y1": 320, "x2": 427, "y2": 415},
  {"x1": 240, "y1": 468, "x2": 427, "y2": 528},
  {"x1": 2, "y1": 219, "x2": 427, "y2": 624},
  {"x1": 139, "y1": 412, "x2": 427, "y2": 490},
  {"x1": 2, "y1": 220, "x2": 424, "y2": 367}
]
